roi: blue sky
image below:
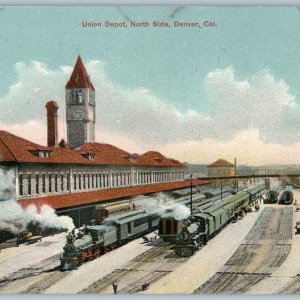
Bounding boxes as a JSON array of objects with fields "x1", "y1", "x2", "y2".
[{"x1": 1, "y1": 6, "x2": 300, "y2": 165}]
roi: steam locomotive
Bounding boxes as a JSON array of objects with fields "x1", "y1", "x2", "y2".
[
  {"x1": 278, "y1": 185, "x2": 293, "y2": 205},
  {"x1": 160, "y1": 183, "x2": 265, "y2": 256},
  {"x1": 60, "y1": 185, "x2": 246, "y2": 270}
]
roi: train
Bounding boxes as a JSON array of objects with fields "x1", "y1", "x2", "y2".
[
  {"x1": 264, "y1": 186, "x2": 281, "y2": 204},
  {"x1": 278, "y1": 185, "x2": 293, "y2": 205},
  {"x1": 93, "y1": 201, "x2": 134, "y2": 224},
  {"x1": 203, "y1": 186, "x2": 233, "y2": 198},
  {"x1": 59, "y1": 185, "x2": 255, "y2": 269},
  {"x1": 170, "y1": 188, "x2": 200, "y2": 199},
  {"x1": 60, "y1": 204, "x2": 176, "y2": 270},
  {"x1": 159, "y1": 183, "x2": 265, "y2": 256}
]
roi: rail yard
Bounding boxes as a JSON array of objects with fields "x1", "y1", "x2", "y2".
[{"x1": 0, "y1": 182, "x2": 299, "y2": 295}]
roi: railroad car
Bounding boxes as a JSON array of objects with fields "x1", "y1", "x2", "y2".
[
  {"x1": 158, "y1": 209, "x2": 190, "y2": 242},
  {"x1": 246, "y1": 183, "x2": 265, "y2": 202},
  {"x1": 279, "y1": 185, "x2": 293, "y2": 205},
  {"x1": 204, "y1": 186, "x2": 233, "y2": 199},
  {"x1": 265, "y1": 178, "x2": 271, "y2": 190},
  {"x1": 94, "y1": 201, "x2": 134, "y2": 224},
  {"x1": 159, "y1": 193, "x2": 234, "y2": 242},
  {"x1": 172, "y1": 184, "x2": 265, "y2": 256},
  {"x1": 176, "y1": 193, "x2": 207, "y2": 207},
  {"x1": 265, "y1": 186, "x2": 281, "y2": 204},
  {"x1": 171, "y1": 188, "x2": 199, "y2": 199}
]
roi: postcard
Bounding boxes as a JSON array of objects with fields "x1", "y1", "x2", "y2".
[{"x1": 0, "y1": 6, "x2": 299, "y2": 295}]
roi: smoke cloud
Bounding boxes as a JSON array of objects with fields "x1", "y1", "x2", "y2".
[
  {"x1": 0, "y1": 166, "x2": 15, "y2": 200},
  {"x1": 0, "y1": 201, "x2": 75, "y2": 234}
]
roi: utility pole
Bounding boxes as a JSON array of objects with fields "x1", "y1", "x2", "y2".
[
  {"x1": 190, "y1": 173, "x2": 193, "y2": 215},
  {"x1": 221, "y1": 179, "x2": 223, "y2": 201}
]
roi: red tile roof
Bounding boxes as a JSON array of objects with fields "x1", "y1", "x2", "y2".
[
  {"x1": 207, "y1": 159, "x2": 235, "y2": 168},
  {"x1": 0, "y1": 130, "x2": 185, "y2": 167},
  {"x1": 65, "y1": 56, "x2": 95, "y2": 90},
  {"x1": 18, "y1": 179, "x2": 209, "y2": 210}
]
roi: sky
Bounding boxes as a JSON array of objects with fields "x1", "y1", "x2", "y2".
[{"x1": 0, "y1": 6, "x2": 300, "y2": 165}]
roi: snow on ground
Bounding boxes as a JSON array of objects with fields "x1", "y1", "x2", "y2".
[
  {"x1": 141, "y1": 204, "x2": 265, "y2": 294},
  {"x1": 0, "y1": 232, "x2": 66, "y2": 279},
  {"x1": 44, "y1": 231, "x2": 158, "y2": 294}
]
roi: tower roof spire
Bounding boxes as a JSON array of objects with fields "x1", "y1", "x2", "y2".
[{"x1": 65, "y1": 56, "x2": 95, "y2": 90}]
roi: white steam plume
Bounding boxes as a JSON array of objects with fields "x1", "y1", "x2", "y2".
[
  {"x1": 0, "y1": 166, "x2": 15, "y2": 200},
  {"x1": 0, "y1": 201, "x2": 75, "y2": 234}
]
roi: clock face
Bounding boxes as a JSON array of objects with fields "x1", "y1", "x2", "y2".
[{"x1": 71, "y1": 106, "x2": 84, "y2": 120}]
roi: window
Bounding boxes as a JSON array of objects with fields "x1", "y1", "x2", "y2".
[
  {"x1": 67, "y1": 173, "x2": 70, "y2": 191},
  {"x1": 19, "y1": 174, "x2": 23, "y2": 196},
  {"x1": 42, "y1": 174, "x2": 46, "y2": 193},
  {"x1": 55, "y1": 173, "x2": 58, "y2": 192},
  {"x1": 74, "y1": 174, "x2": 77, "y2": 190},
  {"x1": 92, "y1": 174, "x2": 94, "y2": 188},
  {"x1": 29, "y1": 150, "x2": 52, "y2": 157},
  {"x1": 106, "y1": 173, "x2": 109, "y2": 187},
  {"x1": 36, "y1": 174, "x2": 39, "y2": 194},
  {"x1": 78, "y1": 90, "x2": 83, "y2": 103},
  {"x1": 28, "y1": 174, "x2": 31, "y2": 195},
  {"x1": 49, "y1": 174, "x2": 52, "y2": 193},
  {"x1": 87, "y1": 174, "x2": 90, "y2": 189},
  {"x1": 61, "y1": 174, "x2": 64, "y2": 191},
  {"x1": 95, "y1": 174, "x2": 98, "y2": 188},
  {"x1": 78, "y1": 174, "x2": 81, "y2": 190},
  {"x1": 83, "y1": 174, "x2": 86, "y2": 189}
]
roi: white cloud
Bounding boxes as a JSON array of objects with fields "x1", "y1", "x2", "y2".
[
  {"x1": 205, "y1": 66, "x2": 299, "y2": 143},
  {"x1": 0, "y1": 60, "x2": 299, "y2": 165},
  {"x1": 159, "y1": 128, "x2": 300, "y2": 166}
]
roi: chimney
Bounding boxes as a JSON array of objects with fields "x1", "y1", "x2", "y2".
[{"x1": 45, "y1": 101, "x2": 59, "y2": 147}]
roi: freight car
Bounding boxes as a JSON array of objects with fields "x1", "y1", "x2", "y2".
[
  {"x1": 264, "y1": 186, "x2": 281, "y2": 204},
  {"x1": 279, "y1": 185, "x2": 293, "y2": 205}
]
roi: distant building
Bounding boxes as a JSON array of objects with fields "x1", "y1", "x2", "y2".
[{"x1": 207, "y1": 159, "x2": 236, "y2": 188}]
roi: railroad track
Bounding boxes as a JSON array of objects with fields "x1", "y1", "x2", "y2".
[
  {"x1": 278, "y1": 275, "x2": 300, "y2": 295},
  {"x1": 194, "y1": 208, "x2": 272, "y2": 294},
  {"x1": 22, "y1": 270, "x2": 70, "y2": 294},
  {"x1": 194, "y1": 207, "x2": 293, "y2": 294},
  {"x1": 0, "y1": 254, "x2": 61, "y2": 289},
  {"x1": 82, "y1": 241, "x2": 178, "y2": 294}
]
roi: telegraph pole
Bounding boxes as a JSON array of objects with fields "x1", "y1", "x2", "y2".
[
  {"x1": 221, "y1": 179, "x2": 223, "y2": 201},
  {"x1": 190, "y1": 173, "x2": 193, "y2": 215}
]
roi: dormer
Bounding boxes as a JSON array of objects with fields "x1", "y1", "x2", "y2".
[
  {"x1": 29, "y1": 150, "x2": 52, "y2": 157},
  {"x1": 80, "y1": 151, "x2": 95, "y2": 160}
]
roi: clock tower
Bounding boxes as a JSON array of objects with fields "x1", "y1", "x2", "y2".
[{"x1": 65, "y1": 56, "x2": 96, "y2": 148}]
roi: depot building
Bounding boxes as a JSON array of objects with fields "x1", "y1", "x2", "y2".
[{"x1": 0, "y1": 56, "x2": 208, "y2": 218}]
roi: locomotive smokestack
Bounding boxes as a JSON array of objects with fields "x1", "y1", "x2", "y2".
[{"x1": 45, "y1": 101, "x2": 59, "y2": 147}]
